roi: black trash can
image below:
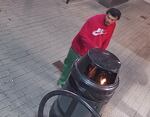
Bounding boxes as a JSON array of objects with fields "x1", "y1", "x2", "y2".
[
  {"x1": 97, "y1": 0, "x2": 129, "y2": 8},
  {"x1": 49, "y1": 48, "x2": 121, "y2": 117}
]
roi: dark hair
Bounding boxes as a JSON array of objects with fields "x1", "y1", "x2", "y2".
[{"x1": 106, "y1": 8, "x2": 121, "y2": 20}]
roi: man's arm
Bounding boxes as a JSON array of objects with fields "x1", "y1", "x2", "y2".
[
  {"x1": 101, "y1": 25, "x2": 115, "y2": 50},
  {"x1": 78, "y1": 34, "x2": 95, "y2": 49},
  {"x1": 78, "y1": 18, "x2": 95, "y2": 49}
]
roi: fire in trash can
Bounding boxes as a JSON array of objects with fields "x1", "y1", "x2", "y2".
[
  {"x1": 86, "y1": 65, "x2": 109, "y2": 85},
  {"x1": 87, "y1": 66, "x2": 96, "y2": 79},
  {"x1": 96, "y1": 72, "x2": 108, "y2": 85},
  {"x1": 100, "y1": 78, "x2": 107, "y2": 85}
]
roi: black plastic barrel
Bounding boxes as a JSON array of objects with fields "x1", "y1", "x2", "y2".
[
  {"x1": 49, "y1": 48, "x2": 121, "y2": 117},
  {"x1": 97, "y1": 0, "x2": 129, "y2": 8}
]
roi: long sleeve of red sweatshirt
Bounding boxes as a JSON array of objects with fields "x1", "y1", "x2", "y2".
[{"x1": 71, "y1": 14, "x2": 116, "y2": 56}]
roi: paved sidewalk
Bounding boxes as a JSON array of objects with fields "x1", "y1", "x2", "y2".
[{"x1": 0, "y1": 0, "x2": 150, "y2": 117}]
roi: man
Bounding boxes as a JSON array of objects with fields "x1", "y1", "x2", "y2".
[{"x1": 57, "y1": 8, "x2": 121, "y2": 86}]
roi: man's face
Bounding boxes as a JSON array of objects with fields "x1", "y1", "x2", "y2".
[{"x1": 104, "y1": 13, "x2": 118, "y2": 26}]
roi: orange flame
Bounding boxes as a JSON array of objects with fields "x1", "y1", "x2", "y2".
[
  {"x1": 88, "y1": 66, "x2": 96, "y2": 79},
  {"x1": 100, "y1": 78, "x2": 107, "y2": 85}
]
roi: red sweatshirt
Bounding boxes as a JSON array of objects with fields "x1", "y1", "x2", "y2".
[{"x1": 71, "y1": 14, "x2": 116, "y2": 56}]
